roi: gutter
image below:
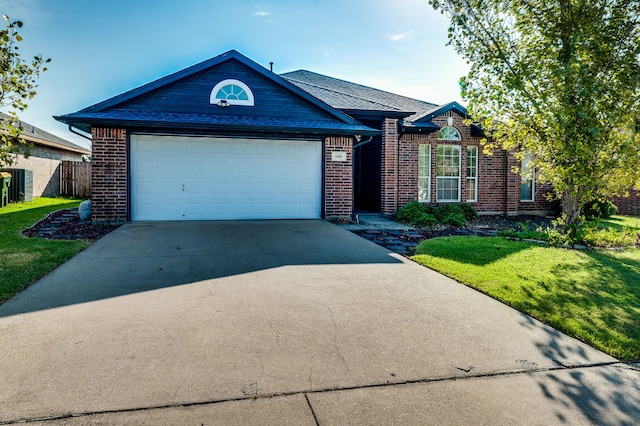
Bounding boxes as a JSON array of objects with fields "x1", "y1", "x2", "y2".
[{"x1": 68, "y1": 125, "x2": 92, "y2": 142}]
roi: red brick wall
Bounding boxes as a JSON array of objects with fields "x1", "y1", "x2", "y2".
[
  {"x1": 381, "y1": 118, "x2": 399, "y2": 214},
  {"x1": 611, "y1": 189, "x2": 640, "y2": 216},
  {"x1": 396, "y1": 113, "x2": 556, "y2": 216},
  {"x1": 398, "y1": 133, "x2": 419, "y2": 208},
  {"x1": 91, "y1": 128, "x2": 127, "y2": 224},
  {"x1": 325, "y1": 136, "x2": 353, "y2": 219}
]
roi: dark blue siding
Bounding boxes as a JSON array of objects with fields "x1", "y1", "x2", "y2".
[{"x1": 115, "y1": 60, "x2": 337, "y2": 121}]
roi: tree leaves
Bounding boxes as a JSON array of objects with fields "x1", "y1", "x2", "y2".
[
  {"x1": 429, "y1": 0, "x2": 640, "y2": 224},
  {"x1": 0, "y1": 16, "x2": 50, "y2": 167}
]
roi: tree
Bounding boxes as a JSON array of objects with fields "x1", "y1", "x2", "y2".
[
  {"x1": 0, "y1": 15, "x2": 50, "y2": 166},
  {"x1": 429, "y1": 0, "x2": 640, "y2": 227}
]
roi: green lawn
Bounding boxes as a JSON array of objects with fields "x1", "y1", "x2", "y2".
[
  {"x1": 412, "y1": 236, "x2": 640, "y2": 361},
  {"x1": 0, "y1": 197, "x2": 90, "y2": 303}
]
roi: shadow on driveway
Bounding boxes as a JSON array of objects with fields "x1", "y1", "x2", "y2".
[{"x1": 0, "y1": 220, "x2": 401, "y2": 317}]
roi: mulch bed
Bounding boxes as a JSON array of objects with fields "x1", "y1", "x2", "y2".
[
  {"x1": 353, "y1": 215, "x2": 554, "y2": 255},
  {"x1": 22, "y1": 208, "x2": 120, "y2": 242},
  {"x1": 22, "y1": 208, "x2": 554, "y2": 252}
]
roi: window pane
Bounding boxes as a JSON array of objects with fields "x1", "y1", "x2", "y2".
[
  {"x1": 520, "y1": 153, "x2": 535, "y2": 201},
  {"x1": 436, "y1": 145, "x2": 460, "y2": 202},
  {"x1": 437, "y1": 126, "x2": 461, "y2": 140},
  {"x1": 466, "y1": 146, "x2": 478, "y2": 202},
  {"x1": 418, "y1": 144, "x2": 430, "y2": 202}
]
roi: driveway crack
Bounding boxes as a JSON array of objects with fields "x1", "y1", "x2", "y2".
[{"x1": 323, "y1": 304, "x2": 350, "y2": 373}]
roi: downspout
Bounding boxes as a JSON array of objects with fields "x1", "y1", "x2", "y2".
[{"x1": 353, "y1": 135, "x2": 373, "y2": 149}]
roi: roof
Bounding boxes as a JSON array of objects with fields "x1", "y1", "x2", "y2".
[
  {"x1": 281, "y1": 70, "x2": 442, "y2": 122},
  {"x1": 55, "y1": 50, "x2": 378, "y2": 137},
  {"x1": 60, "y1": 110, "x2": 377, "y2": 136},
  {"x1": 1, "y1": 112, "x2": 90, "y2": 155}
]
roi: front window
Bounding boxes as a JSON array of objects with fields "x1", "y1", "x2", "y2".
[
  {"x1": 466, "y1": 146, "x2": 478, "y2": 202},
  {"x1": 210, "y1": 79, "x2": 255, "y2": 106},
  {"x1": 437, "y1": 144, "x2": 461, "y2": 202},
  {"x1": 437, "y1": 126, "x2": 461, "y2": 141},
  {"x1": 520, "y1": 153, "x2": 535, "y2": 201},
  {"x1": 418, "y1": 144, "x2": 431, "y2": 202}
]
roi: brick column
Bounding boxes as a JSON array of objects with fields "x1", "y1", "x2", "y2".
[
  {"x1": 397, "y1": 133, "x2": 420, "y2": 207},
  {"x1": 324, "y1": 136, "x2": 353, "y2": 219},
  {"x1": 506, "y1": 152, "x2": 519, "y2": 216},
  {"x1": 381, "y1": 118, "x2": 399, "y2": 215},
  {"x1": 91, "y1": 127, "x2": 127, "y2": 224}
]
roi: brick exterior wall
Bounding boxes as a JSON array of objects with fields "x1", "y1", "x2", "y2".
[
  {"x1": 611, "y1": 189, "x2": 640, "y2": 216},
  {"x1": 396, "y1": 112, "x2": 557, "y2": 216},
  {"x1": 91, "y1": 128, "x2": 127, "y2": 224},
  {"x1": 381, "y1": 118, "x2": 399, "y2": 214},
  {"x1": 324, "y1": 136, "x2": 353, "y2": 219}
]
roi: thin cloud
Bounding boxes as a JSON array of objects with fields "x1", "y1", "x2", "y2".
[
  {"x1": 388, "y1": 32, "x2": 411, "y2": 42},
  {"x1": 255, "y1": 11, "x2": 271, "y2": 17}
]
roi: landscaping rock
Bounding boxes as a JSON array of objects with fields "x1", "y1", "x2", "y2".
[{"x1": 78, "y1": 200, "x2": 92, "y2": 221}]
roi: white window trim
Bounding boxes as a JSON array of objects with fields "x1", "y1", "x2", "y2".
[
  {"x1": 436, "y1": 144, "x2": 461, "y2": 202},
  {"x1": 210, "y1": 79, "x2": 255, "y2": 106},
  {"x1": 520, "y1": 153, "x2": 535, "y2": 202},
  {"x1": 437, "y1": 126, "x2": 461, "y2": 141},
  {"x1": 466, "y1": 145, "x2": 478, "y2": 202},
  {"x1": 418, "y1": 144, "x2": 431, "y2": 202}
]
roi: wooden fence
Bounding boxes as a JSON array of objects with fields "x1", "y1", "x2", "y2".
[{"x1": 60, "y1": 161, "x2": 91, "y2": 198}]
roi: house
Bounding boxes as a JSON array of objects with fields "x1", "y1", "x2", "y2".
[
  {"x1": 1, "y1": 112, "x2": 91, "y2": 198},
  {"x1": 54, "y1": 50, "x2": 567, "y2": 224}
]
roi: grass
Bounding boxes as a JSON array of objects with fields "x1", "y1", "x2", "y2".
[
  {"x1": 411, "y1": 236, "x2": 640, "y2": 361},
  {"x1": 0, "y1": 197, "x2": 90, "y2": 303},
  {"x1": 499, "y1": 215, "x2": 640, "y2": 248}
]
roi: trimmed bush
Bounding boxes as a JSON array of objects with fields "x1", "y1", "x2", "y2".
[
  {"x1": 459, "y1": 203, "x2": 479, "y2": 221},
  {"x1": 583, "y1": 199, "x2": 618, "y2": 221},
  {"x1": 442, "y1": 212, "x2": 467, "y2": 226},
  {"x1": 396, "y1": 201, "x2": 427, "y2": 223},
  {"x1": 396, "y1": 202, "x2": 478, "y2": 227},
  {"x1": 416, "y1": 213, "x2": 438, "y2": 227}
]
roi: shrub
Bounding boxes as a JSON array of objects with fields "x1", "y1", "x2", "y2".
[
  {"x1": 396, "y1": 202, "x2": 478, "y2": 227},
  {"x1": 442, "y1": 212, "x2": 467, "y2": 226},
  {"x1": 416, "y1": 213, "x2": 438, "y2": 227},
  {"x1": 583, "y1": 199, "x2": 618, "y2": 220},
  {"x1": 458, "y1": 203, "x2": 479, "y2": 221},
  {"x1": 433, "y1": 203, "x2": 461, "y2": 222},
  {"x1": 396, "y1": 201, "x2": 427, "y2": 223}
]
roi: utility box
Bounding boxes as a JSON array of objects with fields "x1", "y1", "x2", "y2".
[{"x1": 0, "y1": 169, "x2": 33, "y2": 202}]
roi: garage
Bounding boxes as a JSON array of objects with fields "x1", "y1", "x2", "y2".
[
  {"x1": 56, "y1": 50, "x2": 378, "y2": 223},
  {"x1": 131, "y1": 135, "x2": 322, "y2": 221}
]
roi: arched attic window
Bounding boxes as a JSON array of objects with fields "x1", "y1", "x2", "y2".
[
  {"x1": 437, "y1": 126, "x2": 461, "y2": 140},
  {"x1": 210, "y1": 79, "x2": 255, "y2": 107}
]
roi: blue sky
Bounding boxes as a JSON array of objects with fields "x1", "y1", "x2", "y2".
[{"x1": 3, "y1": 0, "x2": 468, "y2": 148}]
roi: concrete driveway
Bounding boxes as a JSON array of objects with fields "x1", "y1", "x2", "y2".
[{"x1": 0, "y1": 220, "x2": 638, "y2": 425}]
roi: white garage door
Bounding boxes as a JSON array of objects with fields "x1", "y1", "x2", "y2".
[{"x1": 131, "y1": 135, "x2": 322, "y2": 220}]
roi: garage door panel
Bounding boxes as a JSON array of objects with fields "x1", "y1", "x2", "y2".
[{"x1": 131, "y1": 135, "x2": 322, "y2": 220}]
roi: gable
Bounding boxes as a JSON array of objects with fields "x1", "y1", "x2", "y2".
[
  {"x1": 119, "y1": 60, "x2": 342, "y2": 121},
  {"x1": 55, "y1": 51, "x2": 377, "y2": 137}
]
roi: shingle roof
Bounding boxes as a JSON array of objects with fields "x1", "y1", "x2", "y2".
[
  {"x1": 281, "y1": 70, "x2": 442, "y2": 122},
  {"x1": 56, "y1": 50, "x2": 378, "y2": 137},
  {"x1": 1, "y1": 112, "x2": 90, "y2": 154},
  {"x1": 60, "y1": 110, "x2": 377, "y2": 136}
]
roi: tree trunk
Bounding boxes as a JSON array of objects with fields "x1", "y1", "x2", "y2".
[{"x1": 561, "y1": 187, "x2": 583, "y2": 227}]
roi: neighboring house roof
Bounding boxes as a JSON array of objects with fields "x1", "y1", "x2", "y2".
[
  {"x1": 0, "y1": 112, "x2": 90, "y2": 155},
  {"x1": 281, "y1": 70, "x2": 443, "y2": 122},
  {"x1": 55, "y1": 50, "x2": 378, "y2": 137}
]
